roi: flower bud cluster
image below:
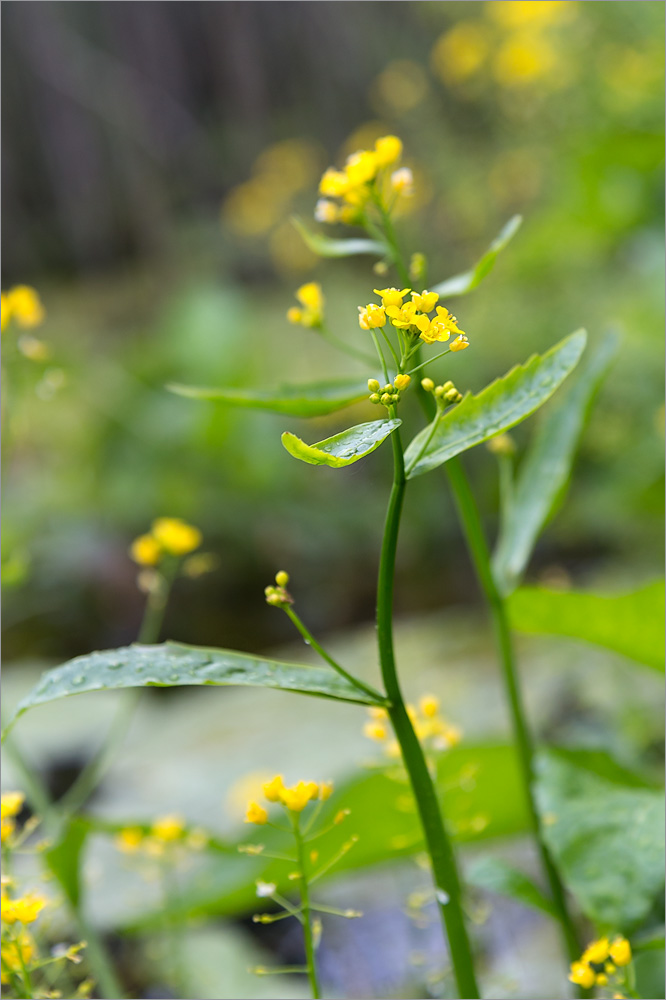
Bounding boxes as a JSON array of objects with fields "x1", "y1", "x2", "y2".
[
  {"x1": 421, "y1": 378, "x2": 463, "y2": 406},
  {"x1": 368, "y1": 374, "x2": 411, "y2": 408},
  {"x1": 264, "y1": 570, "x2": 293, "y2": 607}
]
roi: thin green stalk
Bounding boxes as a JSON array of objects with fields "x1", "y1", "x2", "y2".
[
  {"x1": 283, "y1": 606, "x2": 386, "y2": 704},
  {"x1": 444, "y1": 455, "x2": 580, "y2": 964},
  {"x1": 292, "y1": 815, "x2": 321, "y2": 999},
  {"x1": 318, "y1": 323, "x2": 377, "y2": 366},
  {"x1": 377, "y1": 422, "x2": 480, "y2": 1000}
]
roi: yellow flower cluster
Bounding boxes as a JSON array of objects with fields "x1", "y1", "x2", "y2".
[
  {"x1": 1, "y1": 891, "x2": 48, "y2": 926},
  {"x1": 1, "y1": 286, "x2": 44, "y2": 332},
  {"x1": 367, "y1": 374, "x2": 411, "y2": 408},
  {"x1": 359, "y1": 287, "x2": 468, "y2": 349},
  {"x1": 130, "y1": 517, "x2": 203, "y2": 567},
  {"x1": 363, "y1": 696, "x2": 462, "y2": 758},
  {"x1": 568, "y1": 936, "x2": 632, "y2": 990},
  {"x1": 0, "y1": 880, "x2": 49, "y2": 988},
  {"x1": 115, "y1": 813, "x2": 208, "y2": 857},
  {"x1": 264, "y1": 569, "x2": 293, "y2": 608},
  {"x1": 316, "y1": 135, "x2": 405, "y2": 225},
  {"x1": 1, "y1": 792, "x2": 24, "y2": 846},
  {"x1": 245, "y1": 775, "x2": 334, "y2": 823},
  {"x1": 421, "y1": 378, "x2": 464, "y2": 406},
  {"x1": 286, "y1": 283, "x2": 324, "y2": 328}
]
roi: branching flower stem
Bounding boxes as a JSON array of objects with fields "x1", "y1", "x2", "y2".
[
  {"x1": 375, "y1": 415, "x2": 480, "y2": 1000},
  {"x1": 291, "y1": 813, "x2": 322, "y2": 999}
]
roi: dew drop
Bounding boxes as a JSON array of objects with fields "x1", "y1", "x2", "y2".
[
  {"x1": 107, "y1": 662, "x2": 123, "y2": 671},
  {"x1": 168, "y1": 673, "x2": 181, "y2": 683},
  {"x1": 72, "y1": 675, "x2": 87, "y2": 687},
  {"x1": 435, "y1": 888, "x2": 450, "y2": 906}
]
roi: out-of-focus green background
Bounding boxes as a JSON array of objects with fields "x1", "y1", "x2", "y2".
[
  {"x1": 2, "y1": 0, "x2": 663, "y2": 663},
  {"x1": 1, "y1": 4, "x2": 664, "y2": 997}
]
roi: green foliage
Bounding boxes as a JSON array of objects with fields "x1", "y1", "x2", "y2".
[
  {"x1": 431, "y1": 215, "x2": 523, "y2": 298},
  {"x1": 292, "y1": 217, "x2": 387, "y2": 258},
  {"x1": 166, "y1": 377, "x2": 370, "y2": 417},
  {"x1": 493, "y1": 332, "x2": 619, "y2": 595},
  {"x1": 466, "y1": 856, "x2": 556, "y2": 917},
  {"x1": 282, "y1": 418, "x2": 401, "y2": 468},
  {"x1": 535, "y1": 750, "x2": 665, "y2": 931},
  {"x1": 44, "y1": 818, "x2": 89, "y2": 907},
  {"x1": 508, "y1": 580, "x2": 665, "y2": 672},
  {"x1": 404, "y1": 331, "x2": 587, "y2": 479},
  {"x1": 5, "y1": 642, "x2": 384, "y2": 735},
  {"x1": 107, "y1": 741, "x2": 531, "y2": 931}
]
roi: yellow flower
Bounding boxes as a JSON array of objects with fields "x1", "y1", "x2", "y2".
[
  {"x1": 288, "y1": 283, "x2": 324, "y2": 327},
  {"x1": 450, "y1": 335, "x2": 470, "y2": 352},
  {"x1": 609, "y1": 937, "x2": 632, "y2": 967},
  {"x1": 151, "y1": 518, "x2": 202, "y2": 556},
  {"x1": 411, "y1": 290, "x2": 439, "y2": 313},
  {"x1": 1, "y1": 818, "x2": 15, "y2": 845},
  {"x1": 287, "y1": 306, "x2": 304, "y2": 324},
  {"x1": 279, "y1": 781, "x2": 319, "y2": 813},
  {"x1": 486, "y1": 1, "x2": 573, "y2": 27},
  {"x1": 390, "y1": 168, "x2": 414, "y2": 196},
  {"x1": 1, "y1": 793, "x2": 25, "y2": 820},
  {"x1": 1, "y1": 892, "x2": 48, "y2": 925},
  {"x1": 582, "y1": 937, "x2": 610, "y2": 965},
  {"x1": 493, "y1": 33, "x2": 558, "y2": 87},
  {"x1": 386, "y1": 301, "x2": 418, "y2": 329},
  {"x1": 568, "y1": 961, "x2": 595, "y2": 989},
  {"x1": 344, "y1": 150, "x2": 378, "y2": 187},
  {"x1": 1, "y1": 930, "x2": 34, "y2": 984},
  {"x1": 373, "y1": 287, "x2": 411, "y2": 309},
  {"x1": 1, "y1": 293, "x2": 10, "y2": 332},
  {"x1": 415, "y1": 314, "x2": 450, "y2": 345},
  {"x1": 130, "y1": 533, "x2": 162, "y2": 567},
  {"x1": 431, "y1": 23, "x2": 489, "y2": 85},
  {"x1": 5, "y1": 286, "x2": 45, "y2": 328},
  {"x1": 419, "y1": 694, "x2": 440, "y2": 718},
  {"x1": 394, "y1": 374, "x2": 411, "y2": 391},
  {"x1": 596, "y1": 974, "x2": 609, "y2": 986},
  {"x1": 374, "y1": 135, "x2": 403, "y2": 167},
  {"x1": 358, "y1": 303, "x2": 386, "y2": 330},
  {"x1": 151, "y1": 814, "x2": 185, "y2": 842},
  {"x1": 262, "y1": 775, "x2": 285, "y2": 803},
  {"x1": 319, "y1": 168, "x2": 349, "y2": 198},
  {"x1": 245, "y1": 801, "x2": 268, "y2": 825},
  {"x1": 315, "y1": 199, "x2": 339, "y2": 224},
  {"x1": 115, "y1": 827, "x2": 143, "y2": 853},
  {"x1": 363, "y1": 721, "x2": 388, "y2": 741}
]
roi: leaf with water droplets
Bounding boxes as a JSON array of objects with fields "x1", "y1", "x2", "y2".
[
  {"x1": 404, "y1": 331, "x2": 587, "y2": 479},
  {"x1": 282, "y1": 418, "x2": 401, "y2": 468},
  {"x1": 3, "y1": 642, "x2": 386, "y2": 737}
]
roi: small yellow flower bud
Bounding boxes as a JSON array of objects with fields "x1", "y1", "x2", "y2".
[
  {"x1": 275, "y1": 570, "x2": 289, "y2": 588},
  {"x1": 115, "y1": 828, "x2": 143, "y2": 853},
  {"x1": 152, "y1": 814, "x2": 185, "y2": 842},
  {"x1": 609, "y1": 938, "x2": 631, "y2": 967},
  {"x1": 369, "y1": 393, "x2": 381, "y2": 404},
  {"x1": 409, "y1": 253, "x2": 427, "y2": 284},
  {"x1": 596, "y1": 974, "x2": 608, "y2": 986},
  {"x1": 568, "y1": 962, "x2": 595, "y2": 989},
  {"x1": 130, "y1": 534, "x2": 162, "y2": 567},
  {"x1": 394, "y1": 374, "x2": 411, "y2": 391},
  {"x1": 334, "y1": 809, "x2": 350, "y2": 824},
  {"x1": 380, "y1": 393, "x2": 393, "y2": 406},
  {"x1": 367, "y1": 379, "x2": 381, "y2": 392},
  {"x1": 373, "y1": 260, "x2": 389, "y2": 276},
  {"x1": 434, "y1": 385, "x2": 445, "y2": 398},
  {"x1": 374, "y1": 135, "x2": 403, "y2": 167},
  {"x1": 319, "y1": 781, "x2": 334, "y2": 801},
  {"x1": 486, "y1": 434, "x2": 516, "y2": 456},
  {"x1": 245, "y1": 801, "x2": 268, "y2": 825},
  {"x1": 363, "y1": 721, "x2": 387, "y2": 741},
  {"x1": 583, "y1": 938, "x2": 610, "y2": 965},
  {"x1": 605, "y1": 962, "x2": 616, "y2": 974},
  {"x1": 262, "y1": 775, "x2": 285, "y2": 802},
  {"x1": 419, "y1": 694, "x2": 440, "y2": 718},
  {"x1": 421, "y1": 378, "x2": 435, "y2": 392},
  {"x1": 287, "y1": 306, "x2": 303, "y2": 324}
]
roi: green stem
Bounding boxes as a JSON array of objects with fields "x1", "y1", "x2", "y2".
[
  {"x1": 376, "y1": 422, "x2": 480, "y2": 999},
  {"x1": 283, "y1": 606, "x2": 386, "y2": 704},
  {"x1": 318, "y1": 324, "x2": 377, "y2": 366},
  {"x1": 292, "y1": 815, "x2": 321, "y2": 999},
  {"x1": 444, "y1": 455, "x2": 580, "y2": 965}
]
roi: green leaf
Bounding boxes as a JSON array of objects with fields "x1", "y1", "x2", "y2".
[
  {"x1": 292, "y1": 217, "x2": 387, "y2": 258},
  {"x1": 167, "y1": 377, "x2": 370, "y2": 417},
  {"x1": 508, "y1": 580, "x2": 665, "y2": 672},
  {"x1": 282, "y1": 418, "x2": 400, "y2": 468},
  {"x1": 4, "y1": 642, "x2": 384, "y2": 736},
  {"x1": 535, "y1": 750, "x2": 665, "y2": 931},
  {"x1": 45, "y1": 818, "x2": 88, "y2": 907},
  {"x1": 493, "y1": 332, "x2": 618, "y2": 595},
  {"x1": 103, "y1": 741, "x2": 532, "y2": 931},
  {"x1": 466, "y1": 856, "x2": 556, "y2": 916},
  {"x1": 431, "y1": 215, "x2": 522, "y2": 299},
  {"x1": 404, "y1": 331, "x2": 587, "y2": 479}
]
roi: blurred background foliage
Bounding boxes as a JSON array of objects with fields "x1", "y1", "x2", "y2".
[{"x1": 2, "y1": 0, "x2": 663, "y2": 662}]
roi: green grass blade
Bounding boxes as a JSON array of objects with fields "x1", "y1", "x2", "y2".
[
  {"x1": 167, "y1": 377, "x2": 369, "y2": 417},
  {"x1": 431, "y1": 215, "x2": 522, "y2": 298}
]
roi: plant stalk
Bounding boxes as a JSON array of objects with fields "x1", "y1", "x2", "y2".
[
  {"x1": 445, "y1": 455, "x2": 580, "y2": 963},
  {"x1": 292, "y1": 815, "x2": 321, "y2": 999},
  {"x1": 376, "y1": 422, "x2": 480, "y2": 1000}
]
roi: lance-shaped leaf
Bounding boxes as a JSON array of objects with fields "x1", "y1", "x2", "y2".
[
  {"x1": 167, "y1": 377, "x2": 370, "y2": 417},
  {"x1": 508, "y1": 581, "x2": 665, "y2": 672},
  {"x1": 404, "y1": 331, "x2": 587, "y2": 479},
  {"x1": 492, "y1": 332, "x2": 618, "y2": 595},
  {"x1": 292, "y1": 216, "x2": 387, "y2": 258},
  {"x1": 3, "y1": 642, "x2": 385, "y2": 736},
  {"x1": 431, "y1": 215, "x2": 522, "y2": 299},
  {"x1": 282, "y1": 418, "x2": 400, "y2": 468}
]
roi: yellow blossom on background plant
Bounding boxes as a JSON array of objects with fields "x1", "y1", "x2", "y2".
[
  {"x1": 130, "y1": 533, "x2": 162, "y2": 567},
  {"x1": 431, "y1": 22, "x2": 489, "y2": 85},
  {"x1": 245, "y1": 801, "x2": 268, "y2": 825},
  {"x1": 450, "y1": 334, "x2": 470, "y2": 352},
  {"x1": 287, "y1": 282, "x2": 324, "y2": 327},
  {"x1": 1, "y1": 286, "x2": 45, "y2": 330},
  {"x1": 486, "y1": 0, "x2": 574, "y2": 28},
  {"x1": 609, "y1": 937, "x2": 632, "y2": 966},
  {"x1": 358, "y1": 302, "x2": 386, "y2": 330},
  {"x1": 374, "y1": 287, "x2": 410, "y2": 309},
  {"x1": 0, "y1": 930, "x2": 35, "y2": 985},
  {"x1": 151, "y1": 814, "x2": 185, "y2": 842},
  {"x1": 115, "y1": 827, "x2": 144, "y2": 853},
  {"x1": 279, "y1": 780, "x2": 319, "y2": 813},
  {"x1": 262, "y1": 775, "x2": 286, "y2": 802},
  {"x1": 151, "y1": 517, "x2": 202, "y2": 556},
  {"x1": 493, "y1": 32, "x2": 558, "y2": 86},
  {"x1": 1, "y1": 892, "x2": 48, "y2": 926}
]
